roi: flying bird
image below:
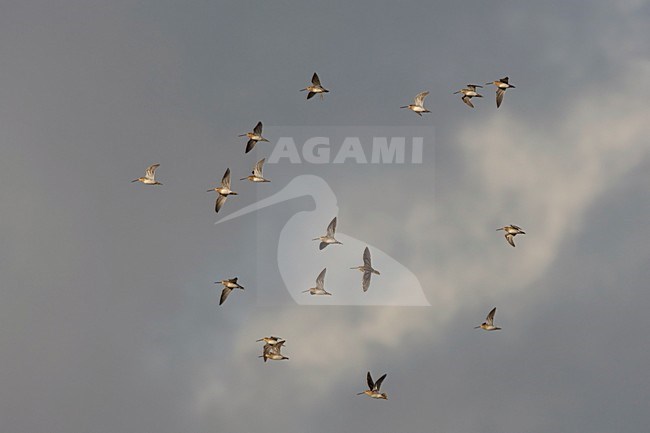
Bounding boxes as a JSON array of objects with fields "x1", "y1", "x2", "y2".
[
  {"x1": 475, "y1": 307, "x2": 501, "y2": 331},
  {"x1": 312, "y1": 217, "x2": 342, "y2": 250},
  {"x1": 215, "y1": 277, "x2": 245, "y2": 306},
  {"x1": 301, "y1": 72, "x2": 329, "y2": 100},
  {"x1": 256, "y1": 336, "x2": 285, "y2": 346},
  {"x1": 132, "y1": 163, "x2": 162, "y2": 185},
  {"x1": 453, "y1": 84, "x2": 483, "y2": 108},
  {"x1": 259, "y1": 340, "x2": 289, "y2": 362},
  {"x1": 207, "y1": 168, "x2": 238, "y2": 213},
  {"x1": 302, "y1": 268, "x2": 331, "y2": 296},
  {"x1": 350, "y1": 247, "x2": 380, "y2": 292},
  {"x1": 357, "y1": 371, "x2": 388, "y2": 400},
  {"x1": 239, "y1": 121, "x2": 270, "y2": 154},
  {"x1": 485, "y1": 77, "x2": 515, "y2": 108},
  {"x1": 240, "y1": 158, "x2": 270, "y2": 183},
  {"x1": 400, "y1": 91, "x2": 430, "y2": 116},
  {"x1": 496, "y1": 224, "x2": 526, "y2": 247}
]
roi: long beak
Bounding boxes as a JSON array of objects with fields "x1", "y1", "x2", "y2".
[
  {"x1": 131, "y1": 179, "x2": 139, "y2": 182},
  {"x1": 474, "y1": 326, "x2": 481, "y2": 329},
  {"x1": 356, "y1": 392, "x2": 365, "y2": 395}
]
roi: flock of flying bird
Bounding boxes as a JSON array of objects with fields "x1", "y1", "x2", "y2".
[{"x1": 131, "y1": 72, "x2": 523, "y2": 399}]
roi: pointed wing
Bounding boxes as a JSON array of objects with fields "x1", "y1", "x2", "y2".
[
  {"x1": 319, "y1": 242, "x2": 327, "y2": 250},
  {"x1": 145, "y1": 163, "x2": 160, "y2": 180},
  {"x1": 245, "y1": 139, "x2": 256, "y2": 153},
  {"x1": 253, "y1": 159, "x2": 265, "y2": 177},
  {"x1": 510, "y1": 224, "x2": 522, "y2": 231},
  {"x1": 316, "y1": 268, "x2": 327, "y2": 290},
  {"x1": 414, "y1": 91, "x2": 429, "y2": 107},
  {"x1": 501, "y1": 76, "x2": 509, "y2": 84},
  {"x1": 219, "y1": 287, "x2": 232, "y2": 305},
  {"x1": 462, "y1": 95, "x2": 475, "y2": 108},
  {"x1": 496, "y1": 88, "x2": 505, "y2": 108},
  {"x1": 307, "y1": 91, "x2": 315, "y2": 100},
  {"x1": 221, "y1": 168, "x2": 231, "y2": 189},
  {"x1": 486, "y1": 307, "x2": 497, "y2": 326},
  {"x1": 362, "y1": 271, "x2": 372, "y2": 292},
  {"x1": 326, "y1": 217, "x2": 337, "y2": 236},
  {"x1": 253, "y1": 121, "x2": 263, "y2": 135},
  {"x1": 374, "y1": 374, "x2": 387, "y2": 391},
  {"x1": 311, "y1": 72, "x2": 321, "y2": 86},
  {"x1": 363, "y1": 247, "x2": 372, "y2": 268},
  {"x1": 505, "y1": 233, "x2": 516, "y2": 247},
  {"x1": 229, "y1": 277, "x2": 239, "y2": 284},
  {"x1": 215, "y1": 195, "x2": 227, "y2": 213},
  {"x1": 468, "y1": 84, "x2": 482, "y2": 89},
  {"x1": 366, "y1": 371, "x2": 374, "y2": 390}
]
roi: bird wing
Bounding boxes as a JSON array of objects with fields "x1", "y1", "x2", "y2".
[
  {"x1": 510, "y1": 224, "x2": 522, "y2": 231},
  {"x1": 307, "y1": 91, "x2": 315, "y2": 100},
  {"x1": 319, "y1": 242, "x2": 327, "y2": 250},
  {"x1": 505, "y1": 233, "x2": 516, "y2": 247},
  {"x1": 362, "y1": 271, "x2": 372, "y2": 292},
  {"x1": 145, "y1": 163, "x2": 160, "y2": 180},
  {"x1": 326, "y1": 217, "x2": 337, "y2": 236},
  {"x1": 311, "y1": 72, "x2": 321, "y2": 86},
  {"x1": 366, "y1": 371, "x2": 374, "y2": 390},
  {"x1": 462, "y1": 95, "x2": 475, "y2": 108},
  {"x1": 374, "y1": 374, "x2": 387, "y2": 391},
  {"x1": 221, "y1": 168, "x2": 231, "y2": 189},
  {"x1": 253, "y1": 159, "x2": 265, "y2": 177},
  {"x1": 496, "y1": 88, "x2": 505, "y2": 108},
  {"x1": 316, "y1": 268, "x2": 327, "y2": 290},
  {"x1": 245, "y1": 139, "x2": 257, "y2": 154},
  {"x1": 414, "y1": 91, "x2": 429, "y2": 107},
  {"x1": 253, "y1": 121, "x2": 263, "y2": 135},
  {"x1": 363, "y1": 247, "x2": 372, "y2": 268},
  {"x1": 501, "y1": 76, "x2": 509, "y2": 84},
  {"x1": 486, "y1": 307, "x2": 497, "y2": 326},
  {"x1": 219, "y1": 287, "x2": 232, "y2": 305},
  {"x1": 215, "y1": 195, "x2": 227, "y2": 213}
]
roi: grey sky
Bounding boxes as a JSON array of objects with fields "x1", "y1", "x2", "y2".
[{"x1": 0, "y1": 1, "x2": 649, "y2": 432}]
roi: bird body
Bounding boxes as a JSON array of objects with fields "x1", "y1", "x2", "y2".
[
  {"x1": 496, "y1": 224, "x2": 526, "y2": 247},
  {"x1": 301, "y1": 72, "x2": 329, "y2": 100},
  {"x1": 453, "y1": 84, "x2": 483, "y2": 108},
  {"x1": 208, "y1": 168, "x2": 238, "y2": 213},
  {"x1": 350, "y1": 247, "x2": 380, "y2": 292},
  {"x1": 475, "y1": 307, "x2": 501, "y2": 331},
  {"x1": 485, "y1": 77, "x2": 515, "y2": 108},
  {"x1": 132, "y1": 163, "x2": 162, "y2": 185},
  {"x1": 357, "y1": 371, "x2": 388, "y2": 399},
  {"x1": 400, "y1": 91, "x2": 430, "y2": 116},
  {"x1": 312, "y1": 217, "x2": 342, "y2": 250},
  {"x1": 215, "y1": 277, "x2": 244, "y2": 305},
  {"x1": 241, "y1": 158, "x2": 270, "y2": 183},
  {"x1": 302, "y1": 268, "x2": 331, "y2": 295},
  {"x1": 239, "y1": 121, "x2": 269, "y2": 153}
]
